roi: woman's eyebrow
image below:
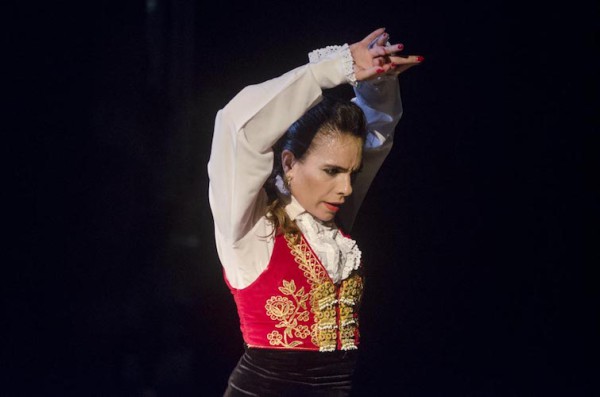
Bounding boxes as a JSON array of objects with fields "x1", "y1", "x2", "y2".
[
  {"x1": 323, "y1": 163, "x2": 362, "y2": 173},
  {"x1": 323, "y1": 163, "x2": 348, "y2": 171}
]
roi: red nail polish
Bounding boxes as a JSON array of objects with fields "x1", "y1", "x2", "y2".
[
  {"x1": 377, "y1": 68, "x2": 384, "y2": 73},
  {"x1": 391, "y1": 63, "x2": 398, "y2": 68},
  {"x1": 397, "y1": 44, "x2": 404, "y2": 50},
  {"x1": 417, "y1": 56, "x2": 425, "y2": 62}
]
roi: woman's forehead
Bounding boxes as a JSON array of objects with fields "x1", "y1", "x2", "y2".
[
  {"x1": 312, "y1": 130, "x2": 363, "y2": 149},
  {"x1": 306, "y1": 133, "x2": 363, "y2": 166}
]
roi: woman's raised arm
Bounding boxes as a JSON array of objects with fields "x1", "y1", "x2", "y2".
[
  {"x1": 338, "y1": 33, "x2": 423, "y2": 231},
  {"x1": 208, "y1": 28, "x2": 403, "y2": 244}
]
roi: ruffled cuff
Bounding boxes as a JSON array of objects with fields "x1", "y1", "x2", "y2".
[{"x1": 308, "y1": 43, "x2": 357, "y2": 87}]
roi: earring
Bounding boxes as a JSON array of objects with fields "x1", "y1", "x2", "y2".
[{"x1": 275, "y1": 174, "x2": 291, "y2": 195}]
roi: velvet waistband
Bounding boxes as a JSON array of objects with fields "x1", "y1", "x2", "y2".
[{"x1": 223, "y1": 346, "x2": 358, "y2": 397}]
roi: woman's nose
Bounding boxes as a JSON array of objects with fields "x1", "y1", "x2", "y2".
[{"x1": 338, "y1": 174, "x2": 353, "y2": 197}]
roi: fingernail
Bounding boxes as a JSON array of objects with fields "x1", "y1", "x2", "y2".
[
  {"x1": 377, "y1": 68, "x2": 385, "y2": 73},
  {"x1": 417, "y1": 56, "x2": 425, "y2": 62},
  {"x1": 397, "y1": 44, "x2": 404, "y2": 50},
  {"x1": 391, "y1": 63, "x2": 398, "y2": 68}
]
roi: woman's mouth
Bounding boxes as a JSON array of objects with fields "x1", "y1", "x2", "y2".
[{"x1": 324, "y1": 202, "x2": 342, "y2": 212}]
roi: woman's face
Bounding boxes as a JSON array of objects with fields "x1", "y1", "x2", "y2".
[{"x1": 283, "y1": 132, "x2": 363, "y2": 222}]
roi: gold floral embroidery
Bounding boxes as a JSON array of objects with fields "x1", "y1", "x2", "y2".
[
  {"x1": 265, "y1": 296, "x2": 294, "y2": 320},
  {"x1": 264, "y1": 279, "x2": 310, "y2": 348},
  {"x1": 282, "y1": 233, "x2": 363, "y2": 351}
]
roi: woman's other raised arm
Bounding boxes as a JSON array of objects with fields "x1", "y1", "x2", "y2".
[{"x1": 338, "y1": 32, "x2": 423, "y2": 231}]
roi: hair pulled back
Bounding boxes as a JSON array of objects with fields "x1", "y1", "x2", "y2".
[{"x1": 264, "y1": 95, "x2": 367, "y2": 236}]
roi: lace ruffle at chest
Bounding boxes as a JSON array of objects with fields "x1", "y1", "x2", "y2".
[{"x1": 294, "y1": 213, "x2": 361, "y2": 285}]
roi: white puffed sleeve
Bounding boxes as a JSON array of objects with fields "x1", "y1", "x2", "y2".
[{"x1": 208, "y1": 47, "x2": 354, "y2": 288}]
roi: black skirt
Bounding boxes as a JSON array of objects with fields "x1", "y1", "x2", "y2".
[{"x1": 223, "y1": 346, "x2": 358, "y2": 397}]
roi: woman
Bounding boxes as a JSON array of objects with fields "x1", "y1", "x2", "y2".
[{"x1": 208, "y1": 28, "x2": 422, "y2": 396}]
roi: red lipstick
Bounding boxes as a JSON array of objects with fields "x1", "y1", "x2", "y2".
[{"x1": 324, "y1": 202, "x2": 341, "y2": 212}]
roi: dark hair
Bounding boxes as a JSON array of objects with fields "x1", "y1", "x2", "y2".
[{"x1": 264, "y1": 95, "x2": 367, "y2": 237}]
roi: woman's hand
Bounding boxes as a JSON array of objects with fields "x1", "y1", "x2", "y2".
[{"x1": 350, "y1": 28, "x2": 424, "y2": 81}]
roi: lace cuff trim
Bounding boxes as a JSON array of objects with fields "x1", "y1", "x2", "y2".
[{"x1": 308, "y1": 43, "x2": 357, "y2": 87}]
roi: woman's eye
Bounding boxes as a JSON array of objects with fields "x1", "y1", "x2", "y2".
[{"x1": 324, "y1": 168, "x2": 338, "y2": 175}]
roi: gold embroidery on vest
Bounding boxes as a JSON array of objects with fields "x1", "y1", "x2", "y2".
[
  {"x1": 339, "y1": 273, "x2": 363, "y2": 350},
  {"x1": 311, "y1": 282, "x2": 338, "y2": 351},
  {"x1": 284, "y1": 233, "x2": 363, "y2": 352},
  {"x1": 264, "y1": 279, "x2": 310, "y2": 348}
]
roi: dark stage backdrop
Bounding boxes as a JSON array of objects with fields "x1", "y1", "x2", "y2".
[{"x1": 6, "y1": 0, "x2": 596, "y2": 396}]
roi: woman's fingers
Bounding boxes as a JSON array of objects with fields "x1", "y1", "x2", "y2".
[
  {"x1": 350, "y1": 28, "x2": 387, "y2": 72},
  {"x1": 375, "y1": 32, "x2": 389, "y2": 47},
  {"x1": 367, "y1": 31, "x2": 389, "y2": 50},
  {"x1": 354, "y1": 29, "x2": 424, "y2": 80},
  {"x1": 368, "y1": 45, "x2": 388, "y2": 57},
  {"x1": 362, "y1": 28, "x2": 386, "y2": 46},
  {"x1": 390, "y1": 54, "x2": 425, "y2": 65},
  {"x1": 355, "y1": 64, "x2": 392, "y2": 81},
  {"x1": 368, "y1": 43, "x2": 405, "y2": 65},
  {"x1": 389, "y1": 55, "x2": 425, "y2": 75},
  {"x1": 373, "y1": 57, "x2": 385, "y2": 67},
  {"x1": 385, "y1": 43, "x2": 405, "y2": 55}
]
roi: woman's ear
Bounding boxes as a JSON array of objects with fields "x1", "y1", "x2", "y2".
[{"x1": 281, "y1": 150, "x2": 296, "y2": 174}]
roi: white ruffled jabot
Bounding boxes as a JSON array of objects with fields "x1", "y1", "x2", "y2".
[{"x1": 293, "y1": 212, "x2": 362, "y2": 284}]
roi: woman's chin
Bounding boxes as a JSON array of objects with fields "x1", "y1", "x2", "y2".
[{"x1": 313, "y1": 212, "x2": 335, "y2": 223}]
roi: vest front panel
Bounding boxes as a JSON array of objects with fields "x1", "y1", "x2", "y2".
[{"x1": 225, "y1": 233, "x2": 363, "y2": 352}]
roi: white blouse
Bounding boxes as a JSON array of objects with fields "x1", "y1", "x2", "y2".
[{"x1": 208, "y1": 45, "x2": 403, "y2": 289}]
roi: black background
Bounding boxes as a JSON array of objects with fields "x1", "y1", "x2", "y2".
[{"x1": 6, "y1": 0, "x2": 596, "y2": 396}]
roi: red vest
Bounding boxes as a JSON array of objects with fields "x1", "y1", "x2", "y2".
[{"x1": 225, "y1": 233, "x2": 364, "y2": 351}]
